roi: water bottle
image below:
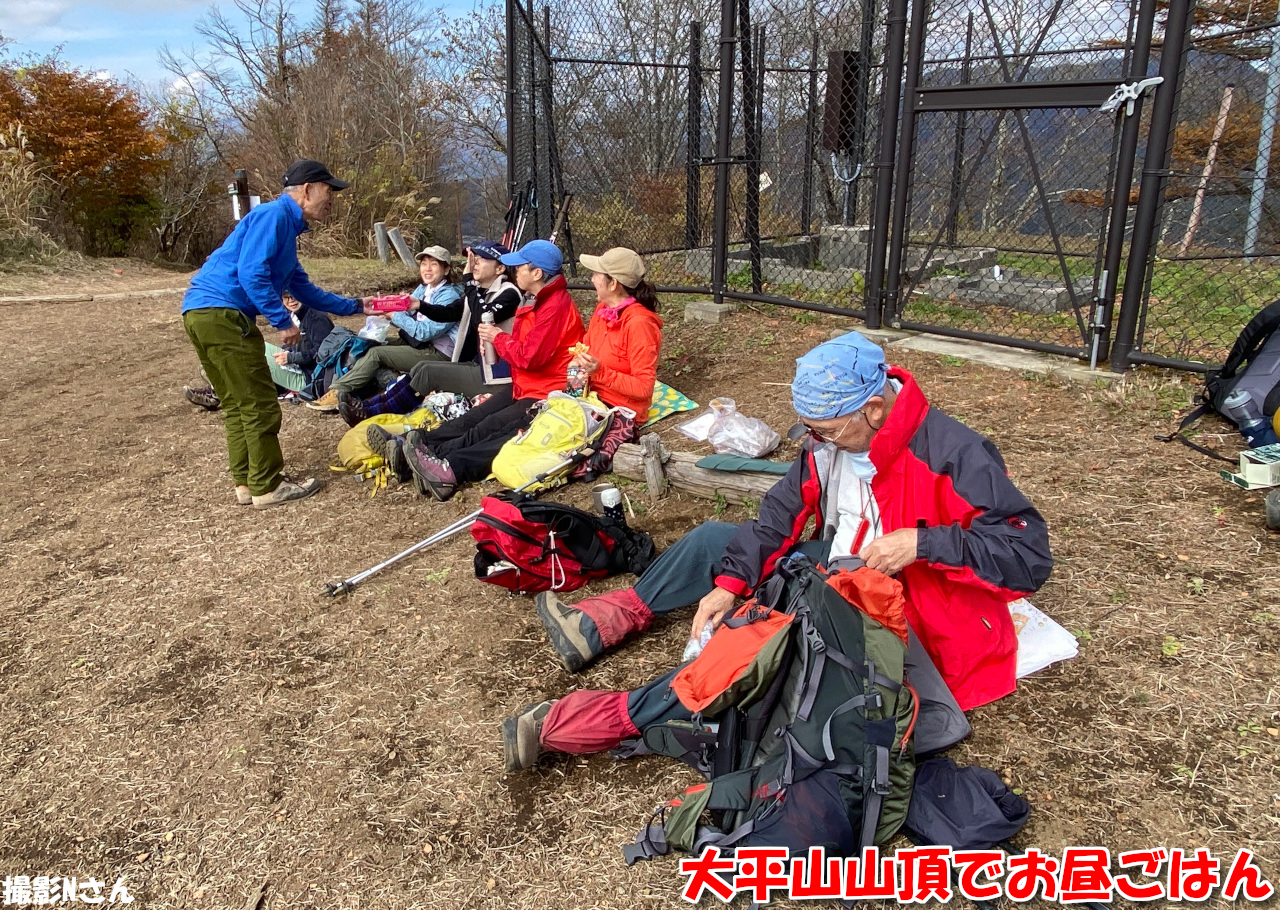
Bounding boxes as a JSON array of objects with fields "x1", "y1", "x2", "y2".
[
  {"x1": 480, "y1": 311, "x2": 498, "y2": 365},
  {"x1": 599, "y1": 486, "x2": 626, "y2": 524},
  {"x1": 1222, "y1": 389, "x2": 1279, "y2": 448}
]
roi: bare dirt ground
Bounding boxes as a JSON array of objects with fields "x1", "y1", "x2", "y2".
[{"x1": 0, "y1": 262, "x2": 1277, "y2": 909}]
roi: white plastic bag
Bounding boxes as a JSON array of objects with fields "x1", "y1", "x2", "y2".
[
  {"x1": 706, "y1": 397, "x2": 780, "y2": 458},
  {"x1": 358, "y1": 315, "x2": 391, "y2": 343},
  {"x1": 1009, "y1": 599, "x2": 1079, "y2": 678}
]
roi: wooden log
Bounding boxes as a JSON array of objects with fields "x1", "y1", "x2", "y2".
[
  {"x1": 374, "y1": 221, "x2": 391, "y2": 264},
  {"x1": 612, "y1": 443, "x2": 780, "y2": 505},
  {"x1": 639, "y1": 434, "x2": 667, "y2": 498},
  {"x1": 386, "y1": 226, "x2": 416, "y2": 269}
]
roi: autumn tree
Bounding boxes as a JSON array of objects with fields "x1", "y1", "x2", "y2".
[
  {"x1": 0, "y1": 57, "x2": 164, "y2": 253},
  {"x1": 162, "y1": 0, "x2": 457, "y2": 255}
]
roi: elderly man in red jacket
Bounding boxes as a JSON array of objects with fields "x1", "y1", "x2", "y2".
[
  {"x1": 403, "y1": 239, "x2": 583, "y2": 501},
  {"x1": 516, "y1": 331, "x2": 1052, "y2": 768}
]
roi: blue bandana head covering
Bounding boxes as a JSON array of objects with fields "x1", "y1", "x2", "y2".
[{"x1": 791, "y1": 331, "x2": 888, "y2": 420}]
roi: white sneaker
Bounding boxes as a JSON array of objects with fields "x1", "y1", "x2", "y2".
[
  {"x1": 235, "y1": 485, "x2": 252, "y2": 505},
  {"x1": 252, "y1": 476, "x2": 322, "y2": 509}
]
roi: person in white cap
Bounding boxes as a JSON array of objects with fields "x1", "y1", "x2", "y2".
[
  {"x1": 307, "y1": 245, "x2": 462, "y2": 411},
  {"x1": 572, "y1": 247, "x2": 664, "y2": 421}
]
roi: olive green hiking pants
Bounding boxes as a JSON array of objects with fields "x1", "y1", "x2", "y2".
[{"x1": 183, "y1": 307, "x2": 284, "y2": 496}]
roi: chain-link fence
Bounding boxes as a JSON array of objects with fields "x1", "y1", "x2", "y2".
[
  {"x1": 509, "y1": 0, "x2": 884, "y2": 312},
  {"x1": 888, "y1": 0, "x2": 1145, "y2": 357},
  {"x1": 508, "y1": 0, "x2": 1276, "y2": 373},
  {"x1": 1130, "y1": 21, "x2": 1280, "y2": 369}
]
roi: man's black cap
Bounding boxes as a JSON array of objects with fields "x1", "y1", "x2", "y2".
[{"x1": 282, "y1": 159, "x2": 350, "y2": 190}]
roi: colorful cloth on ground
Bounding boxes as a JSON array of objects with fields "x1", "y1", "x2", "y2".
[{"x1": 645, "y1": 381, "x2": 698, "y2": 428}]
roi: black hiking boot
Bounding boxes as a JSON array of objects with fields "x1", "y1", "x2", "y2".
[
  {"x1": 337, "y1": 390, "x2": 367, "y2": 427},
  {"x1": 535, "y1": 591, "x2": 603, "y2": 673},
  {"x1": 366, "y1": 424, "x2": 411, "y2": 483},
  {"x1": 501, "y1": 700, "x2": 554, "y2": 772}
]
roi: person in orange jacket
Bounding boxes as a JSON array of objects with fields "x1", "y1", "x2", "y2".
[
  {"x1": 570, "y1": 248, "x2": 663, "y2": 424},
  {"x1": 403, "y1": 240, "x2": 584, "y2": 501}
]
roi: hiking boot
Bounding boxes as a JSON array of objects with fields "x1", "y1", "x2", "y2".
[
  {"x1": 252, "y1": 475, "x2": 322, "y2": 509},
  {"x1": 405, "y1": 445, "x2": 457, "y2": 502},
  {"x1": 367, "y1": 424, "x2": 412, "y2": 483},
  {"x1": 338, "y1": 390, "x2": 367, "y2": 427},
  {"x1": 306, "y1": 389, "x2": 341, "y2": 412},
  {"x1": 501, "y1": 700, "x2": 554, "y2": 772},
  {"x1": 183, "y1": 384, "x2": 221, "y2": 411},
  {"x1": 235, "y1": 485, "x2": 252, "y2": 505},
  {"x1": 536, "y1": 591, "x2": 603, "y2": 673}
]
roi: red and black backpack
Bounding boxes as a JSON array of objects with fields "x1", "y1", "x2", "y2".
[{"x1": 471, "y1": 491, "x2": 656, "y2": 594}]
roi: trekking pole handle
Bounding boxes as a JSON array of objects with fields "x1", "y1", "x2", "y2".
[{"x1": 548, "y1": 194, "x2": 574, "y2": 244}]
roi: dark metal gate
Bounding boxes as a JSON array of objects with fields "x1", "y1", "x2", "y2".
[
  {"x1": 508, "y1": 0, "x2": 1280, "y2": 374},
  {"x1": 867, "y1": 0, "x2": 1163, "y2": 364}
]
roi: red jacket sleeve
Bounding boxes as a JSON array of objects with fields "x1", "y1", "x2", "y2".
[{"x1": 494, "y1": 295, "x2": 574, "y2": 371}]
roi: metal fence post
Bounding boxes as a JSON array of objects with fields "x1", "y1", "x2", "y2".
[
  {"x1": 944, "y1": 13, "x2": 973, "y2": 248},
  {"x1": 1246, "y1": 29, "x2": 1280, "y2": 260},
  {"x1": 710, "y1": 0, "x2": 738, "y2": 305},
  {"x1": 881, "y1": 0, "x2": 928, "y2": 326},
  {"x1": 1110, "y1": 0, "x2": 1194, "y2": 372},
  {"x1": 525, "y1": 0, "x2": 542, "y2": 238},
  {"x1": 505, "y1": 0, "x2": 517, "y2": 201},
  {"x1": 687, "y1": 22, "x2": 703, "y2": 251},
  {"x1": 741, "y1": 9, "x2": 762, "y2": 295},
  {"x1": 801, "y1": 37, "x2": 819, "y2": 237},
  {"x1": 850, "y1": 0, "x2": 877, "y2": 221},
  {"x1": 863, "y1": 0, "x2": 909, "y2": 329},
  {"x1": 1092, "y1": 0, "x2": 1157, "y2": 366}
]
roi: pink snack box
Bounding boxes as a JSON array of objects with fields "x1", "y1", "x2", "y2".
[{"x1": 365, "y1": 294, "x2": 413, "y2": 314}]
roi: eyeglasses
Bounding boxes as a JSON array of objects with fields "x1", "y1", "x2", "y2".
[{"x1": 799, "y1": 411, "x2": 863, "y2": 444}]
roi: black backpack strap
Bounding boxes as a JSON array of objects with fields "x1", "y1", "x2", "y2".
[
  {"x1": 1154, "y1": 404, "x2": 1236, "y2": 463},
  {"x1": 859, "y1": 720, "x2": 897, "y2": 849},
  {"x1": 622, "y1": 809, "x2": 671, "y2": 866},
  {"x1": 1221, "y1": 298, "x2": 1280, "y2": 381}
]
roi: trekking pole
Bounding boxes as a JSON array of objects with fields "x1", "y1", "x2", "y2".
[
  {"x1": 548, "y1": 193, "x2": 573, "y2": 244},
  {"x1": 320, "y1": 454, "x2": 583, "y2": 597}
]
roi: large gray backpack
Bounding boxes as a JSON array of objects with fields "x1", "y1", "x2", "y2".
[{"x1": 1160, "y1": 299, "x2": 1280, "y2": 460}]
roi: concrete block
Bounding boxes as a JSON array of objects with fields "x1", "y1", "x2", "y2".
[
  {"x1": 819, "y1": 227, "x2": 871, "y2": 270},
  {"x1": 684, "y1": 299, "x2": 738, "y2": 324},
  {"x1": 889, "y1": 334, "x2": 1122, "y2": 385}
]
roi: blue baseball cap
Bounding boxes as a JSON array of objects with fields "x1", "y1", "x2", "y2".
[
  {"x1": 469, "y1": 239, "x2": 510, "y2": 261},
  {"x1": 500, "y1": 239, "x2": 563, "y2": 274}
]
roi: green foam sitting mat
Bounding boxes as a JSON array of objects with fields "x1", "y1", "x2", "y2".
[{"x1": 695, "y1": 454, "x2": 791, "y2": 475}]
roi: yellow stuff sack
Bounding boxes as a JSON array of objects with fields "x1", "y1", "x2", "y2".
[
  {"x1": 491, "y1": 392, "x2": 611, "y2": 492},
  {"x1": 331, "y1": 408, "x2": 441, "y2": 474}
]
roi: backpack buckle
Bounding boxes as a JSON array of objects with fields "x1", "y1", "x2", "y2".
[{"x1": 806, "y1": 626, "x2": 826, "y2": 653}]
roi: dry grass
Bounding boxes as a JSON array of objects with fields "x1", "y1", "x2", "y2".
[{"x1": 0, "y1": 272, "x2": 1276, "y2": 909}]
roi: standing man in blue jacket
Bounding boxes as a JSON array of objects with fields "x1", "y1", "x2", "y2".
[{"x1": 182, "y1": 159, "x2": 373, "y2": 509}]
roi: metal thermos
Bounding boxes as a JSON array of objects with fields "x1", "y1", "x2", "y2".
[{"x1": 480, "y1": 311, "x2": 498, "y2": 365}]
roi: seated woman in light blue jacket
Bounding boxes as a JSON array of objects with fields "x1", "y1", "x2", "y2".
[{"x1": 308, "y1": 245, "x2": 463, "y2": 410}]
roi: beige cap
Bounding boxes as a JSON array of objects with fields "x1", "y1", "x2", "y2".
[
  {"x1": 579, "y1": 247, "x2": 645, "y2": 288},
  {"x1": 415, "y1": 244, "x2": 452, "y2": 264}
]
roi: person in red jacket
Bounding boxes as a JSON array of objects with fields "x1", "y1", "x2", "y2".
[
  {"x1": 521, "y1": 331, "x2": 1052, "y2": 759},
  {"x1": 572, "y1": 247, "x2": 663, "y2": 421},
  {"x1": 403, "y1": 240, "x2": 584, "y2": 501}
]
